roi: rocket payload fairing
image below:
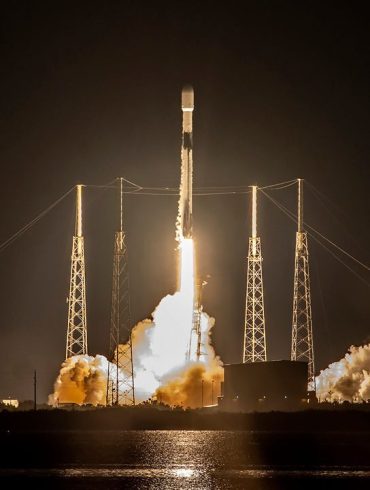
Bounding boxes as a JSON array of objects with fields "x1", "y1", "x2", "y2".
[{"x1": 179, "y1": 85, "x2": 194, "y2": 239}]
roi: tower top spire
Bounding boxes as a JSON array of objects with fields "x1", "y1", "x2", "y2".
[
  {"x1": 298, "y1": 178, "x2": 303, "y2": 233},
  {"x1": 75, "y1": 185, "x2": 83, "y2": 237},
  {"x1": 119, "y1": 177, "x2": 123, "y2": 233},
  {"x1": 251, "y1": 185, "x2": 257, "y2": 239}
]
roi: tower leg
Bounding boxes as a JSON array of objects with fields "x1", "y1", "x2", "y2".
[
  {"x1": 110, "y1": 230, "x2": 135, "y2": 405},
  {"x1": 291, "y1": 231, "x2": 315, "y2": 391},
  {"x1": 66, "y1": 235, "x2": 88, "y2": 358}
]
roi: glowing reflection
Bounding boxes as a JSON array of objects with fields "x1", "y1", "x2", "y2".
[{"x1": 173, "y1": 467, "x2": 196, "y2": 478}]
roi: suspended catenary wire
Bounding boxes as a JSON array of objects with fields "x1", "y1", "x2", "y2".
[
  {"x1": 0, "y1": 186, "x2": 75, "y2": 254},
  {"x1": 260, "y1": 188, "x2": 370, "y2": 287},
  {"x1": 92, "y1": 178, "x2": 297, "y2": 196},
  {"x1": 1, "y1": 175, "x2": 368, "y2": 290},
  {"x1": 0, "y1": 178, "x2": 289, "y2": 253}
]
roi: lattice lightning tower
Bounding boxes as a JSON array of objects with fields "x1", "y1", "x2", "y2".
[
  {"x1": 66, "y1": 185, "x2": 88, "y2": 359},
  {"x1": 109, "y1": 178, "x2": 135, "y2": 405},
  {"x1": 243, "y1": 186, "x2": 267, "y2": 363},
  {"x1": 291, "y1": 179, "x2": 315, "y2": 391}
]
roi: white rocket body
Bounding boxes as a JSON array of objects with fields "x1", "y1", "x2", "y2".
[{"x1": 180, "y1": 86, "x2": 194, "y2": 239}]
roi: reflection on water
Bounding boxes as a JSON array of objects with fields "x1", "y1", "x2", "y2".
[
  {"x1": 1, "y1": 430, "x2": 370, "y2": 488},
  {"x1": 1, "y1": 466, "x2": 370, "y2": 489},
  {"x1": 172, "y1": 468, "x2": 197, "y2": 478}
]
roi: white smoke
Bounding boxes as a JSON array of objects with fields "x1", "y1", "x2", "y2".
[
  {"x1": 129, "y1": 287, "x2": 223, "y2": 404},
  {"x1": 316, "y1": 343, "x2": 370, "y2": 402},
  {"x1": 49, "y1": 286, "x2": 223, "y2": 407}
]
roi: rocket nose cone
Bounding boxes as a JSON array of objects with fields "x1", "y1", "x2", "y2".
[{"x1": 182, "y1": 85, "x2": 194, "y2": 110}]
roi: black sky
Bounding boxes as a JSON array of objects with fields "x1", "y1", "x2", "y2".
[{"x1": 0, "y1": 2, "x2": 369, "y2": 402}]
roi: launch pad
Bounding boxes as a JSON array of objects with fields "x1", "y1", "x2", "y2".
[{"x1": 54, "y1": 86, "x2": 318, "y2": 408}]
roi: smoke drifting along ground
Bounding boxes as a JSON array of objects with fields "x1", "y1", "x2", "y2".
[
  {"x1": 316, "y1": 343, "x2": 370, "y2": 402},
  {"x1": 49, "y1": 355, "x2": 114, "y2": 406}
]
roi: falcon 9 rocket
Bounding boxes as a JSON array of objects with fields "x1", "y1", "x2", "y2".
[{"x1": 179, "y1": 85, "x2": 194, "y2": 239}]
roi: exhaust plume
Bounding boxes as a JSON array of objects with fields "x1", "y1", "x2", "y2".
[
  {"x1": 316, "y1": 343, "x2": 370, "y2": 402},
  {"x1": 128, "y1": 282, "x2": 223, "y2": 404}
]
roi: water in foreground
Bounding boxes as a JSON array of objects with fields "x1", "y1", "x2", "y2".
[{"x1": 1, "y1": 430, "x2": 370, "y2": 489}]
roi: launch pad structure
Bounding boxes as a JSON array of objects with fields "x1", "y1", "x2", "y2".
[
  {"x1": 64, "y1": 179, "x2": 135, "y2": 405},
  {"x1": 109, "y1": 178, "x2": 135, "y2": 405},
  {"x1": 66, "y1": 185, "x2": 88, "y2": 359},
  {"x1": 243, "y1": 185, "x2": 267, "y2": 363},
  {"x1": 60, "y1": 88, "x2": 319, "y2": 408},
  {"x1": 221, "y1": 178, "x2": 316, "y2": 410},
  {"x1": 291, "y1": 179, "x2": 315, "y2": 391}
]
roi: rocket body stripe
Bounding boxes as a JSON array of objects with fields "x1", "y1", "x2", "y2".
[{"x1": 180, "y1": 86, "x2": 194, "y2": 239}]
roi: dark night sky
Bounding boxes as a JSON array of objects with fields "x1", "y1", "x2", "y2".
[{"x1": 0, "y1": 2, "x2": 369, "y2": 402}]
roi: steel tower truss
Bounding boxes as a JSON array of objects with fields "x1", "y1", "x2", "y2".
[
  {"x1": 66, "y1": 185, "x2": 88, "y2": 359},
  {"x1": 291, "y1": 179, "x2": 315, "y2": 391},
  {"x1": 109, "y1": 178, "x2": 135, "y2": 405},
  {"x1": 243, "y1": 186, "x2": 267, "y2": 363}
]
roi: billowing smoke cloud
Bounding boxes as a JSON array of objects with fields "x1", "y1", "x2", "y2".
[
  {"x1": 50, "y1": 298, "x2": 223, "y2": 407},
  {"x1": 316, "y1": 343, "x2": 370, "y2": 402},
  {"x1": 49, "y1": 355, "x2": 114, "y2": 406},
  {"x1": 156, "y1": 363, "x2": 223, "y2": 408},
  {"x1": 129, "y1": 289, "x2": 223, "y2": 405}
]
